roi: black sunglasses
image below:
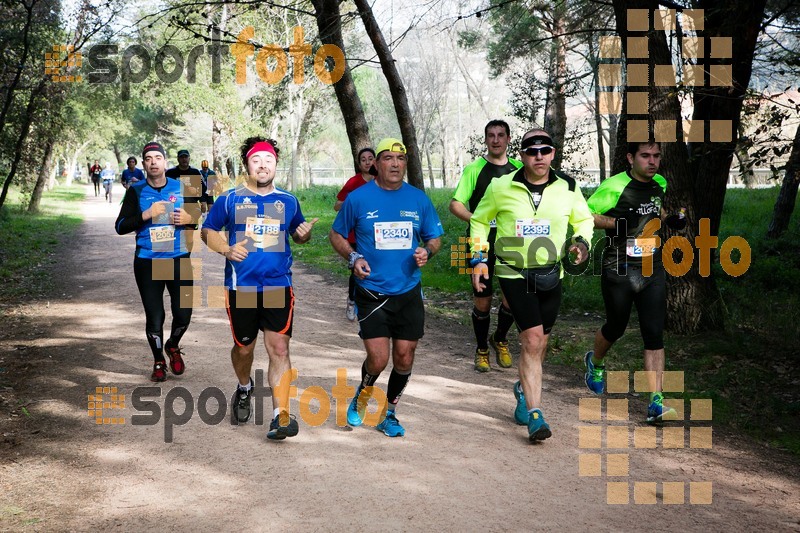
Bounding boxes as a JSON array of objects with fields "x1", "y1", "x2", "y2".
[{"x1": 521, "y1": 146, "x2": 554, "y2": 156}]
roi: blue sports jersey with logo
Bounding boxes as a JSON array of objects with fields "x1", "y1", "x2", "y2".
[
  {"x1": 121, "y1": 167, "x2": 145, "y2": 184},
  {"x1": 203, "y1": 185, "x2": 305, "y2": 290},
  {"x1": 332, "y1": 180, "x2": 444, "y2": 295},
  {"x1": 116, "y1": 178, "x2": 192, "y2": 259}
]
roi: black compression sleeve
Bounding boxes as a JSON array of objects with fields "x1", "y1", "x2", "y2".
[{"x1": 115, "y1": 187, "x2": 144, "y2": 235}]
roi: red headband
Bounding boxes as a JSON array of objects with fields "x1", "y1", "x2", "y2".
[{"x1": 246, "y1": 141, "x2": 277, "y2": 162}]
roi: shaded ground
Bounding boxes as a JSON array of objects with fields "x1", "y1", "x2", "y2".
[{"x1": 1, "y1": 184, "x2": 798, "y2": 531}]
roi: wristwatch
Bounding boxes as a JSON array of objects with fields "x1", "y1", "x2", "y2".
[{"x1": 348, "y1": 251, "x2": 364, "y2": 269}]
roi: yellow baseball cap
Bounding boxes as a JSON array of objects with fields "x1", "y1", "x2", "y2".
[{"x1": 375, "y1": 138, "x2": 406, "y2": 155}]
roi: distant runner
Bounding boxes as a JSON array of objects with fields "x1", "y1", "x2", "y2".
[{"x1": 334, "y1": 147, "x2": 376, "y2": 321}]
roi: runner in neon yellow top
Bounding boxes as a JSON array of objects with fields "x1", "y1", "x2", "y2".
[
  {"x1": 450, "y1": 120, "x2": 522, "y2": 372},
  {"x1": 470, "y1": 128, "x2": 593, "y2": 443}
]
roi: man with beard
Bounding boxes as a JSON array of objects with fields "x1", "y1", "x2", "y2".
[{"x1": 202, "y1": 137, "x2": 317, "y2": 441}]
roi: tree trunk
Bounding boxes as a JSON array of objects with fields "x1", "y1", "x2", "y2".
[
  {"x1": 311, "y1": 0, "x2": 371, "y2": 171},
  {"x1": 353, "y1": 0, "x2": 424, "y2": 190},
  {"x1": 28, "y1": 142, "x2": 55, "y2": 213},
  {"x1": 212, "y1": 119, "x2": 223, "y2": 174},
  {"x1": 0, "y1": 1, "x2": 34, "y2": 138},
  {"x1": 543, "y1": 5, "x2": 567, "y2": 170},
  {"x1": 111, "y1": 144, "x2": 122, "y2": 169},
  {"x1": 426, "y1": 148, "x2": 434, "y2": 189},
  {"x1": 592, "y1": 51, "x2": 607, "y2": 182},
  {"x1": 0, "y1": 79, "x2": 46, "y2": 210},
  {"x1": 767, "y1": 123, "x2": 800, "y2": 238}
]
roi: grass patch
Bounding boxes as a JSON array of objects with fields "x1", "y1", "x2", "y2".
[{"x1": 0, "y1": 186, "x2": 84, "y2": 302}]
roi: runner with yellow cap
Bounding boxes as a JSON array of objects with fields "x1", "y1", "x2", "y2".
[{"x1": 329, "y1": 138, "x2": 444, "y2": 437}]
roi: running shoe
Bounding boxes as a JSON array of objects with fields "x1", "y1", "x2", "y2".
[
  {"x1": 267, "y1": 412, "x2": 299, "y2": 440},
  {"x1": 528, "y1": 408, "x2": 552, "y2": 442},
  {"x1": 513, "y1": 381, "x2": 528, "y2": 425},
  {"x1": 490, "y1": 333, "x2": 512, "y2": 368},
  {"x1": 646, "y1": 393, "x2": 677, "y2": 424},
  {"x1": 376, "y1": 410, "x2": 405, "y2": 437},
  {"x1": 231, "y1": 379, "x2": 253, "y2": 424},
  {"x1": 346, "y1": 298, "x2": 357, "y2": 322},
  {"x1": 150, "y1": 361, "x2": 167, "y2": 382},
  {"x1": 347, "y1": 389, "x2": 370, "y2": 427},
  {"x1": 584, "y1": 351, "x2": 605, "y2": 395},
  {"x1": 474, "y1": 349, "x2": 490, "y2": 372},
  {"x1": 165, "y1": 343, "x2": 185, "y2": 375}
]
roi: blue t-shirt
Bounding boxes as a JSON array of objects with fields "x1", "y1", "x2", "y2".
[
  {"x1": 101, "y1": 168, "x2": 115, "y2": 181},
  {"x1": 332, "y1": 180, "x2": 444, "y2": 295},
  {"x1": 203, "y1": 185, "x2": 305, "y2": 291},
  {"x1": 121, "y1": 167, "x2": 145, "y2": 185},
  {"x1": 115, "y1": 178, "x2": 192, "y2": 259}
]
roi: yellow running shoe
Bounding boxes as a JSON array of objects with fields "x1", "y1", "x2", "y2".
[
  {"x1": 490, "y1": 333, "x2": 512, "y2": 368},
  {"x1": 474, "y1": 349, "x2": 490, "y2": 372}
]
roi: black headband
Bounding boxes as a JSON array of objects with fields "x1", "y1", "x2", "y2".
[
  {"x1": 521, "y1": 135, "x2": 554, "y2": 150},
  {"x1": 142, "y1": 141, "x2": 166, "y2": 159}
]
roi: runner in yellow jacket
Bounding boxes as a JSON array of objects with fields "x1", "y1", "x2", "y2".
[{"x1": 470, "y1": 128, "x2": 594, "y2": 443}]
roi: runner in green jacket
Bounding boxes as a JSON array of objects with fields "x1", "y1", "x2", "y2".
[{"x1": 470, "y1": 128, "x2": 593, "y2": 443}]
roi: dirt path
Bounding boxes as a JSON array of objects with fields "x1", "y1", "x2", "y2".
[{"x1": 1, "y1": 185, "x2": 799, "y2": 531}]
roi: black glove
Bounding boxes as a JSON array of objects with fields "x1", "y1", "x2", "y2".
[{"x1": 665, "y1": 209, "x2": 688, "y2": 230}]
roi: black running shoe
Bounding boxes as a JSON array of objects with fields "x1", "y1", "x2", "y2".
[
  {"x1": 267, "y1": 412, "x2": 299, "y2": 440},
  {"x1": 231, "y1": 379, "x2": 253, "y2": 424}
]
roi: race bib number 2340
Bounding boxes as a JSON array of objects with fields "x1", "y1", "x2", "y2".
[{"x1": 374, "y1": 221, "x2": 413, "y2": 250}]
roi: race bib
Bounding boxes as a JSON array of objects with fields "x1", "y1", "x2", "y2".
[
  {"x1": 626, "y1": 237, "x2": 657, "y2": 257},
  {"x1": 515, "y1": 218, "x2": 551, "y2": 237},
  {"x1": 489, "y1": 218, "x2": 497, "y2": 229},
  {"x1": 246, "y1": 216, "x2": 280, "y2": 249},
  {"x1": 149, "y1": 225, "x2": 175, "y2": 243},
  {"x1": 374, "y1": 221, "x2": 413, "y2": 250}
]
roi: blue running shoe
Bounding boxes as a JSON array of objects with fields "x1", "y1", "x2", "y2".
[
  {"x1": 527, "y1": 408, "x2": 552, "y2": 442},
  {"x1": 347, "y1": 390, "x2": 367, "y2": 427},
  {"x1": 584, "y1": 351, "x2": 605, "y2": 395},
  {"x1": 513, "y1": 381, "x2": 527, "y2": 425},
  {"x1": 376, "y1": 410, "x2": 405, "y2": 437},
  {"x1": 646, "y1": 394, "x2": 677, "y2": 424}
]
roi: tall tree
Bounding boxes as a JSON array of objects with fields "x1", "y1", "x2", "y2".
[
  {"x1": 353, "y1": 0, "x2": 424, "y2": 190},
  {"x1": 767, "y1": 123, "x2": 800, "y2": 237},
  {"x1": 311, "y1": 0, "x2": 372, "y2": 172}
]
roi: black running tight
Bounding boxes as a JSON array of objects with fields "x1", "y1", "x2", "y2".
[{"x1": 133, "y1": 256, "x2": 193, "y2": 359}]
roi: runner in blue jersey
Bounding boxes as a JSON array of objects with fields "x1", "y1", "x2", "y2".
[
  {"x1": 202, "y1": 136, "x2": 318, "y2": 441},
  {"x1": 115, "y1": 141, "x2": 197, "y2": 382},
  {"x1": 121, "y1": 157, "x2": 144, "y2": 190},
  {"x1": 330, "y1": 138, "x2": 444, "y2": 437}
]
